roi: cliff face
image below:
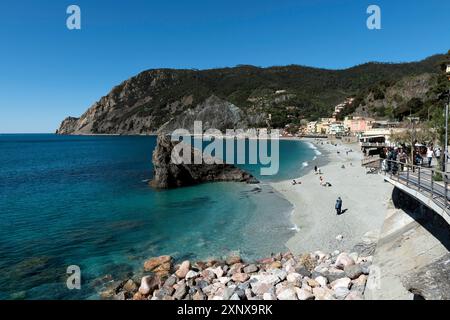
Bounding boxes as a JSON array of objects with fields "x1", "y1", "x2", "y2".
[
  {"x1": 150, "y1": 135, "x2": 258, "y2": 189},
  {"x1": 56, "y1": 69, "x2": 266, "y2": 135},
  {"x1": 56, "y1": 55, "x2": 444, "y2": 134}
]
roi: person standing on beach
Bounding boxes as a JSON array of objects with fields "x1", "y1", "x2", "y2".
[{"x1": 335, "y1": 197, "x2": 342, "y2": 215}]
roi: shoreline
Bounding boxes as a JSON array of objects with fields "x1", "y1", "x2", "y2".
[{"x1": 271, "y1": 138, "x2": 393, "y2": 254}]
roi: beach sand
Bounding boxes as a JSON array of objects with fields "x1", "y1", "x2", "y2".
[{"x1": 272, "y1": 138, "x2": 394, "y2": 254}]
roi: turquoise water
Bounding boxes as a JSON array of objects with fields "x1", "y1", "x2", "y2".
[{"x1": 0, "y1": 134, "x2": 316, "y2": 299}]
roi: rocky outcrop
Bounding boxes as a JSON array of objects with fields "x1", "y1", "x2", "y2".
[
  {"x1": 56, "y1": 117, "x2": 80, "y2": 135},
  {"x1": 150, "y1": 135, "x2": 258, "y2": 189}
]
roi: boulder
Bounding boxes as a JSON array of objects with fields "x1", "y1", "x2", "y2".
[
  {"x1": 333, "y1": 287, "x2": 350, "y2": 300},
  {"x1": 218, "y1": 277, "x2": 231, "y2": 285},
  {"x1": 315, "y1": 276, "x2": 328, "y2": 288},
  {"x1": 173, "y1": 282, "x2": 187, "y2": 300},
  {"x1": 330, "y1": 277, "x2": 351, "y2": 290},
  {"x1": 344, "y1": 264, "x2": 363, "y2": 280},
  {"x1": 263, "y1": 292, "x2": 277, "y2": 300},
  {"x1": 143, "y1": 255, "x2": 172, "y2": 272},
  {"x1": 139, "y1": 275, "x2": 161, "y2": 295},
  {"x1": 193, "y1": 290, "x2": 206, "y2": 300},
  {"x1": 185, "y1": 270, "x2": 199, "y2": 280},
  {"x1": 243, "y1": 264, "x2": 258, "y2": 274},
  {"x1": 276, "y1": 287, "x2": 298, "y2": 300},
  {"x1": 226, "y1": 255, "x2": 242, "y2": 265},
  {"x1": 268, "y1": 261, "x2": 282, "y2": 269},
  {"x1": 175, "y1": 260, "x2": 191, "y2": 278},
  {"x1": 295, "y1": 288, "x2": 314, "y2": 300},
  {"x1": 122, "y1": 279, "x2": 138, "y2": 293},
  {"x1": 150, "y1": 135, "x2": 258, "y2": 189},
  {"x1": 209, "y1": 266, "x2": 224, "y2": 278},
  {"x1": 312, "y1": 287, "x2": 335, "y2": 300},
  {"x1": 231, "y1": 273, "x2": 249, "y2": 283},
  {"x1": 334, "y1": 253, "x2": 355, "y2": 269},
  {"x1": 286, "y1": 273, "x2": 302, "y2": 286}
]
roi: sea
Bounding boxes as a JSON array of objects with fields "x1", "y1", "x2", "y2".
[{"x1": 0, "y1": 134, "x2": 319, "y2": 299}]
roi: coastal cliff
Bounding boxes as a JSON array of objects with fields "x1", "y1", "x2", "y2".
[
  {"x1": 56, "y1": 55, "x2": 444, "y2": 135},
  {"x1": 150, "y1": 135, "x2": 258, "y2": 189}
]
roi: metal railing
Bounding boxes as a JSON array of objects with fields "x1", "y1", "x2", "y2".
[{"x1": 381, "y1": 159, "x2": 450, "y2": 214}]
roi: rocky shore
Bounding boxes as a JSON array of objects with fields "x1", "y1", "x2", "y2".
[{"x1": 99, "y1": 246, "x2": 373, "y2": 301}]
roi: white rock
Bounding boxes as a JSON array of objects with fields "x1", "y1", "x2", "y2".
[
  {"x1": 138, "y1": 276, "x2": 153, "y2": 295},
  {"x1": 218, "y1": 277, "x2": 231, "y2": 285},
  {"x1": 336, "y1": 234, "x2": 344, "y2": 241},
  {"x1": 331, "y1": 277, "x2": 351, "y2": 290},
  {"x1": 315, "y1": 276, "x2": 328, "y2": 288},
  {"x1": 285, "y1": 264, "x2": 295, "y2": 273},
  {"x1": 295, "y1": 288, "x2": 314, "y2": 300},
  {"x1": 263, "y1": 292, "x2": 276, "y2": 300},
  {"x1": 335, "y1": 253, "x2": 355, "y2": 269},
  {"x1": 277, "y1": 287, "x2": 298, "y2": 300},
  {"x1": 270, "y1": 268, "x2": 287, "y2": 281},
  {"x1": 210, "y1": 266, "x2": 224, "y2": 278},
  {"x1": 312, "y1": 287, "x2": 336, "y2": 300},
  {"x1": 185, "y1": 270, "x2": 199, "y2": 280},
  {"x1": 333, "y1": 287, "x2": 350, "y2": 300},
  {"x1": 175, "y1": 260, "x2": 190, "y2": 278},
  {"x1": 286, "y1": 273, "x2": 302, "y2": 284}
]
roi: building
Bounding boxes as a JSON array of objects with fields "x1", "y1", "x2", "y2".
[
  {"x1": 307, "y1": 121, "x2": 318, "y2": 134},
  {"x1": 344, "y1": 116, "x2": 375, "y2": 134},
  {"x1": 329, "y1": 123, "x2": 346, "y2": 135},
  {"x1": 317, "y1": 118, "x2": 335, "y2": 134},
  {"x1": 332, "y1": 97, "x2": 355, "y2": 118}
]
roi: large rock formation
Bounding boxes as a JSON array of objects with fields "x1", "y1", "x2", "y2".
[{"x1": 150, "y1": 135, "x2": 258, "y2": 189}]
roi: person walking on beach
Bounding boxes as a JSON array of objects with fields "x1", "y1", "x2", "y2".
[{"x1": 335, "y1": 197, "x2": 342, "y2": 215}]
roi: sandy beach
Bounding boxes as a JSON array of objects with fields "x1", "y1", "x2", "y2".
[{"x1": 271, "y1": 138, "x2": 394, "y2": 254}]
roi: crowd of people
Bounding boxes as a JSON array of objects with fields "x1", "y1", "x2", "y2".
[{"x1": 381, "y1": 145, "x2": 442, "y2": 173}]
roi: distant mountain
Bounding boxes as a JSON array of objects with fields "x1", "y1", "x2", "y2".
[{"x1": 57, "y1": 54, "x2": 446, "y2": 135}]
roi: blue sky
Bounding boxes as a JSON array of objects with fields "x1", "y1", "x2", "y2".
[{"x1": 0, "y1": 0, "x2": 449, "y2": 133}]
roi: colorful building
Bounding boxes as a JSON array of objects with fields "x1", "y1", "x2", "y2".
[{"x1": 344, "y1": 117, "x2": 375, "y2": 134}]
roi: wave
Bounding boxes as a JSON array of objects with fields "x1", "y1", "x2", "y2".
[
  {"x1": 304, "y1": 141, "x2": 323, "y2": 156},
  {"x1": 302, "y1": 161, "x2": 309, "y2": 168}
]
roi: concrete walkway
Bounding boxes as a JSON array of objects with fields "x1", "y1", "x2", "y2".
[{"x1": 365, "y1": 194, "x2": 450, "y2": 300}]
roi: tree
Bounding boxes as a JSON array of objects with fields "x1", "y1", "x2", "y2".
[
  {"x1": 390, "y1": 122, "x2": 437, "y2": 162},
  {"x1": 428, "y1": 50, "x2": 450, "y2": 171}
]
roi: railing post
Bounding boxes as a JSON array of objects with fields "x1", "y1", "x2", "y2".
[
  {"x1": 445, "y1": 173, "x2": 449, "y2": 208},
  {"x1": 418, "y1": 167, "x2": 421, "y2": 191},
  {"x1": 431, "y1": 169, "x2": 434, "y2": 198},
  {"x1": 407, "y1": 163, "x2": 409, "y2": 186}
]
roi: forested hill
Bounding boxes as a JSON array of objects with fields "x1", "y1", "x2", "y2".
[{"x1": 57, "y1": 54, "x2": 445, "y2": 135}]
